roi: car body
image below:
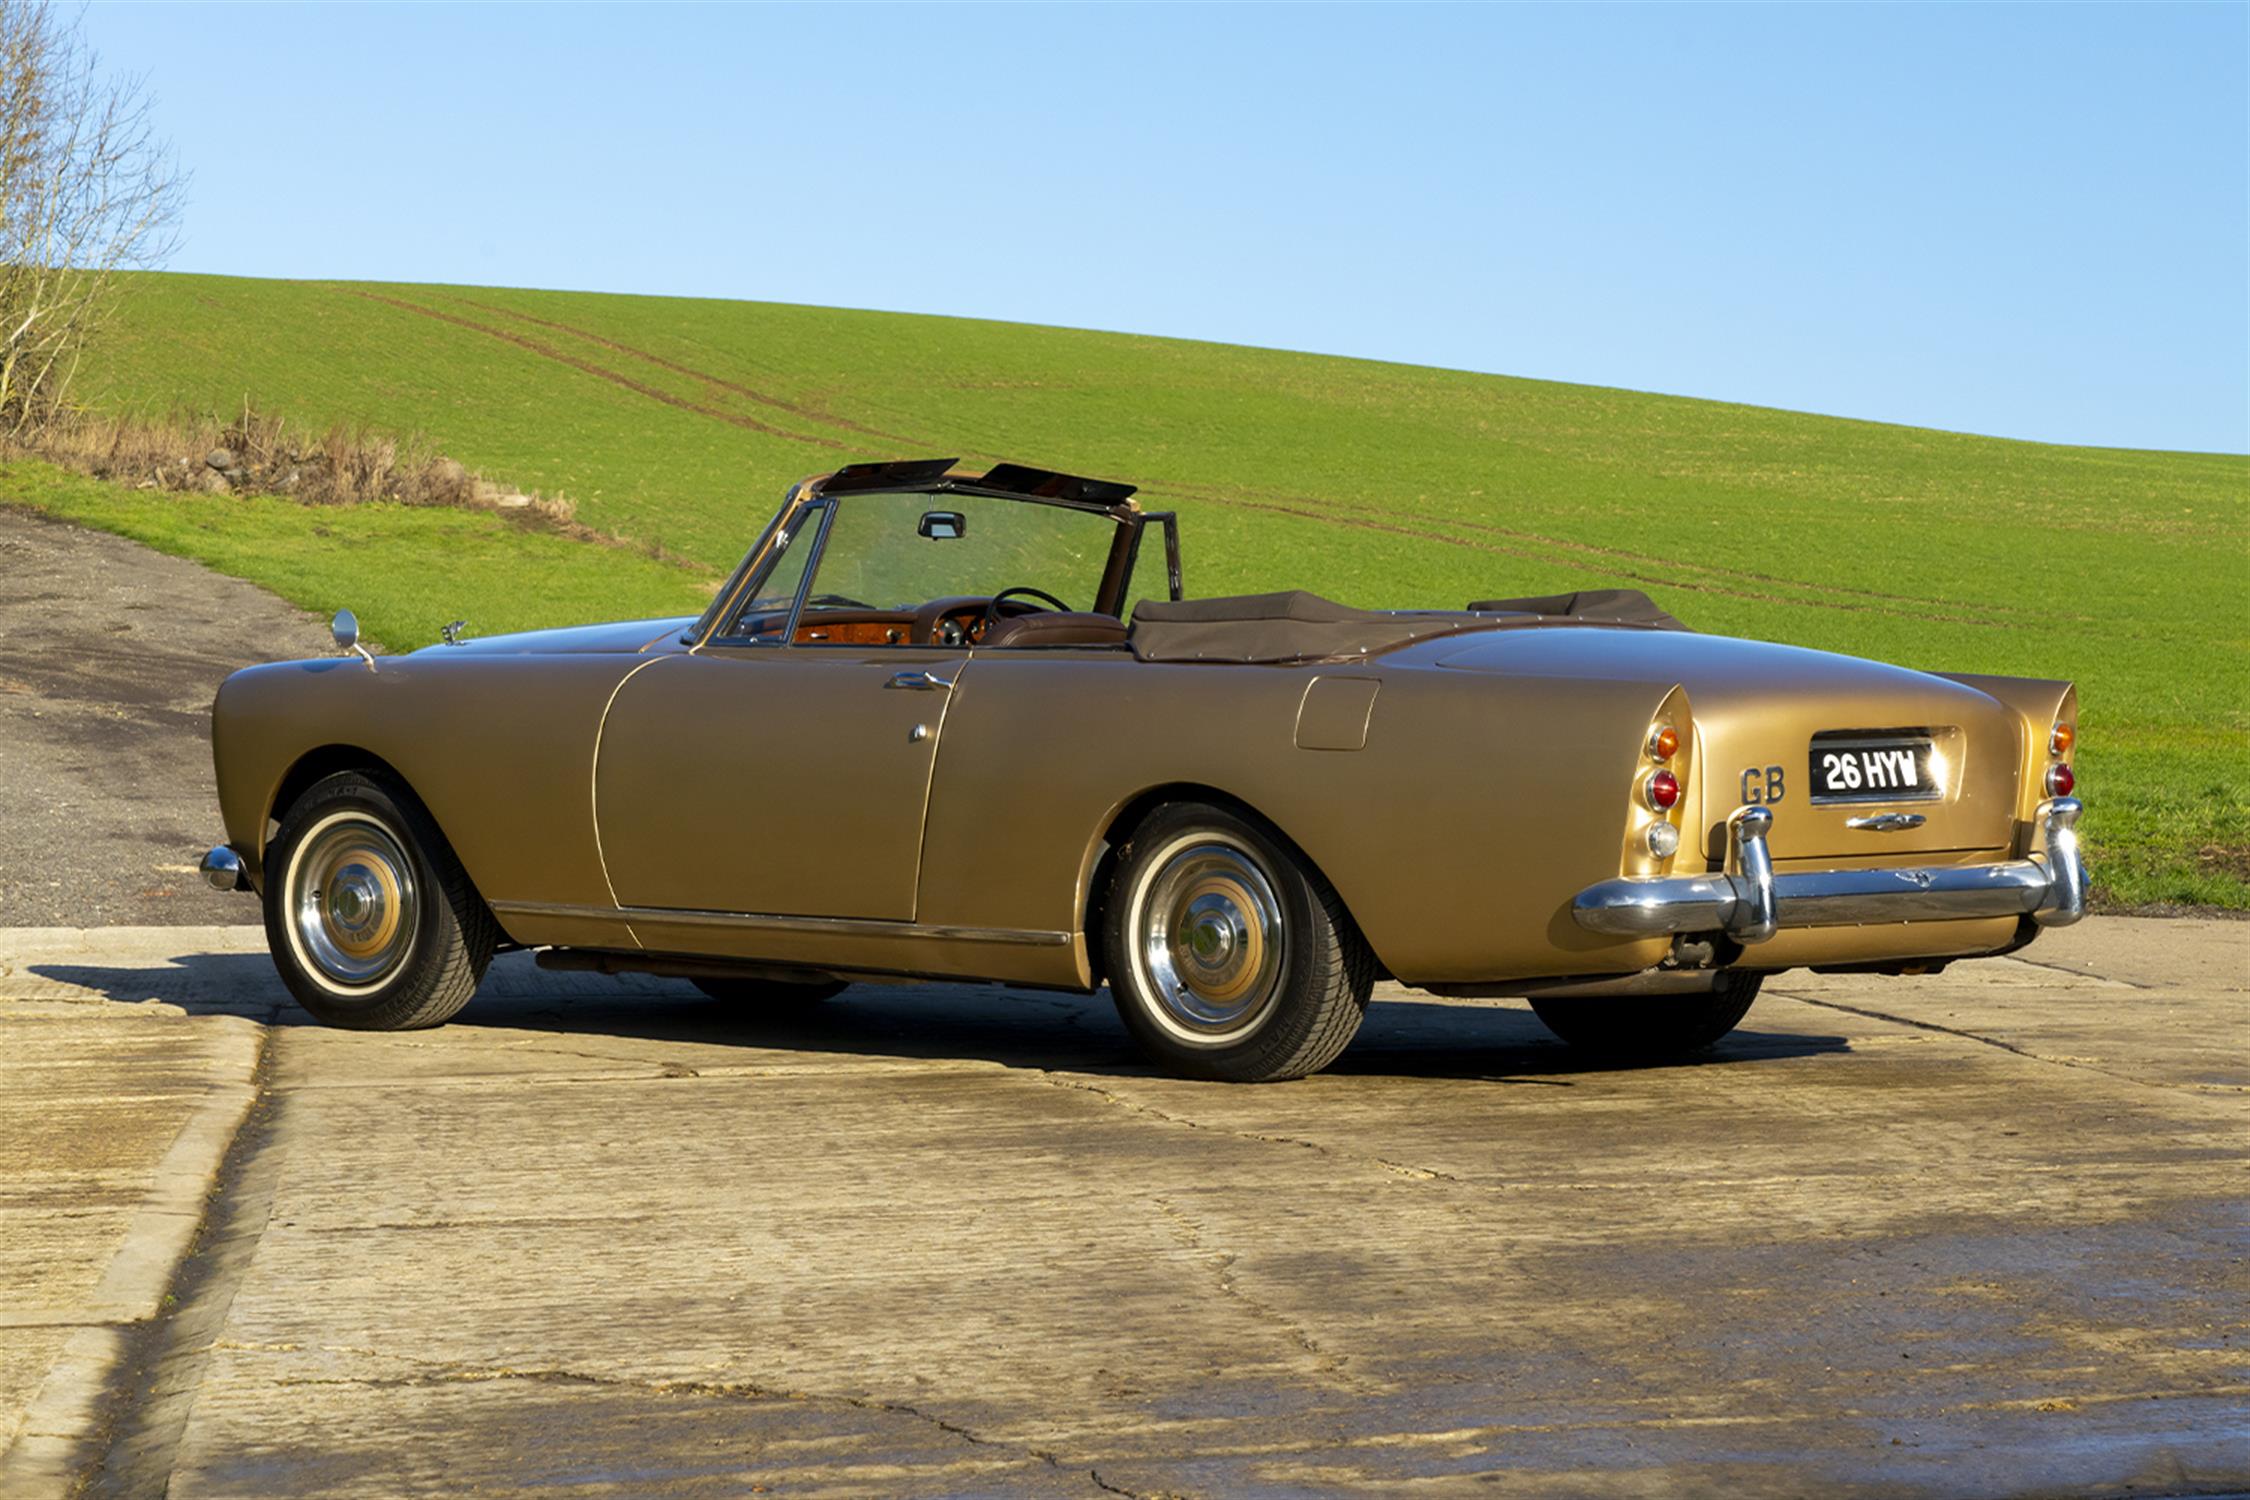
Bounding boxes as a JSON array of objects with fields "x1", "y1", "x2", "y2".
[{"x1": 201, "y1": 459, "x2": 2085, "y2": 1080}]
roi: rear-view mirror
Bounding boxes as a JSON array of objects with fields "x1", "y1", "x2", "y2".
[{"x1": 917, "y1": 510, "x2": 966, "y2": 540}]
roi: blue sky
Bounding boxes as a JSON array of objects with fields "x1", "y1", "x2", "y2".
[{"x1": 89, "y1": 3, "x2": 2247, "y2": 453}]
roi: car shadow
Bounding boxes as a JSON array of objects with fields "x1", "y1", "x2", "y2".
[{"x1": 29, "y1": 948, "x2": 1851, "y2": 1082}]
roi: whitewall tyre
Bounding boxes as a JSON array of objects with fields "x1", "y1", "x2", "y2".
[
  {"x1": 262, "y1": 770, "x2": 496, "y2": 1030},
  {"x1": 1103, "y1": 802, "x2": 1374, "y2": 1082}
]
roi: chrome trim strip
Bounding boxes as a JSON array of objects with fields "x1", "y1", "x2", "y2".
[
  {"x1": 489, "y1": 900, "x2": 1070, "y2": 948},
  {"x1": 1573, "y1": 798, "x2": 2087, "y2": 941},
  {"x1": 490, "y1": 900, "x2": 638, "y2": 926},
  {"x1": 588, "y1": 655, "x2": 670, "y2": 922}
]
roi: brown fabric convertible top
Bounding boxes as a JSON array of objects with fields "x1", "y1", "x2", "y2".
[
  {"x1": 1128, "y1": 588, "x2": 1691, "y2": 664},
  {"x1": 1465, "y1": 588, "x2": 1691, "y2": 633},
  {"x1": 1129, "y1": 591, "x2": 1506, "y2": 664}
]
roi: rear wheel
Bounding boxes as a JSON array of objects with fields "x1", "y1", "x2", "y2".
[
  {"x1": 262, "y1": 771, "x2": 496, "y2": 1029},
  {"x1": 1529, "y1": 973, "x2": 1762, "y2": 1059},
  {"x1": 692, "y1": 976, "x2": 847, "y2": 1006},
  {"x1": 1103, "y1": 802, "x2": 1374, "y2": 1082}
]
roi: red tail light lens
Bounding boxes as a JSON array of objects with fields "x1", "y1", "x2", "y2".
[
  {"x1": 1645, "y1": 769, "x2": 1681, "y2": 811},
  {"x1": 2046, "y1": 763, "x2": 2075, "y2": 797}
]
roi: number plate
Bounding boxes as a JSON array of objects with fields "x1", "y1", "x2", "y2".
[{"x1": 1809, "y1": 736, "x2": 1939, "y2": 803}]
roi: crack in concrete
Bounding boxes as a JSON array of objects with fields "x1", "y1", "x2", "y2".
[
  {"x1": 496, "y1": 1040, "x2": 705, "y2": 1076},
  {"x1": 299, "y1": 1211, "x2": 661, "y2": 1236},
  {"x1": 268, "y1": 1351, "x2": 1138, "y2": 1497},
  {"x1": 1149, "y1": 1197, "x2": 1376, "y2": 1395},
  {"x1": 1031, "y1": 1071, "x2": 1478, "y2": 1189},
  {"x1": 1996, "y1": 952, "x2": 2155, "y2": 991},
  {"x1": 1770, "y1": 991, "x2": 2223, "y2": 1097}
]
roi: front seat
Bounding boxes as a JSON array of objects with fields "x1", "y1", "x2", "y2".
[{"x1": 981, "y1": 611, "x2": 1130, "y2": 649}]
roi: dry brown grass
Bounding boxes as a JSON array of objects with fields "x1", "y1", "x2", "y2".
[
  {"x1": 29, "y1": 401, "x2": 490, "y2": 506},
  {"x1": 8, "y1": 400, "x2": 672, "y2": 555},
  {"x1": 15, "y1": 401, "x2": 709, "y2": 572}
]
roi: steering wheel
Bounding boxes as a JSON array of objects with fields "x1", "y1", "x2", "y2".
[{"x1": 979, "y1": 586, "x2": 1071, "y2": 640}]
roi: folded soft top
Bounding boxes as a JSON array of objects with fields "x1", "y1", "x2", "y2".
[
  {"x1": 1466, "y1": 588, "x2": 1690, "y2": 633},
  {"x1": 1128, "y1": 591, "x2": 1502, "y2": 663},
  {"x1": 1128, "y1": 588, "x2": 1689, "y2": 664}
]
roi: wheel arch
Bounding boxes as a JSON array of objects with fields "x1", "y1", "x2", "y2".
[
  {"x1": 261, "y1": 744, "x2": 501, "y2": 937},
  {"x1": 264, "y1": 743, "x2": 415, "y2": 846},
  {"x1": 1075, "y1": 781, "x2": 1378, "y2": 991}
]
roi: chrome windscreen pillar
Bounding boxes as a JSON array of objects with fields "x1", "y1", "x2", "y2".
[
  {"x1": 2032, "y1": 796, "x2": 2086, "y2": 927},
  {"x1": 1726, "y1": 805, "x2": 1778, "y2": 943}
]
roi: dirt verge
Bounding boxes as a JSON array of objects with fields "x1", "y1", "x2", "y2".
[{"x1": 0, "y1": 505, "x2": 336, "y2": 925}]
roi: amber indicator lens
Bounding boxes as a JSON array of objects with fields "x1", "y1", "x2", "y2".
[
  {"x1": 1649, "y1": 725, "x2": 1679, "y2": 761},
  {"x1": 1645, "y1": 769, "x2": 1681, "y2": 811},
  {"x1": 2051, "y1": 723, "x2": 2075, "y2": 756},
  {"x1": 2046, "y1": 763, "x2": 2075, "y2": 797}
]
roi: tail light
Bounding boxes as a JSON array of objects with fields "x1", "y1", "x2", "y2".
[
  {"x1": 2047, "y1": 717, "x2": 2075, "y2": 800},
  {"x1": 1631, "y1": 705, "x2": 1688, "y2": 867}
]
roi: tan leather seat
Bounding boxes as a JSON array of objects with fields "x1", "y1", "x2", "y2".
[{"x1": 981, "y1": 611, "x2": 1129, "y2": 649}]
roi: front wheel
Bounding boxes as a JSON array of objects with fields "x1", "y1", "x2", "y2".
[
  {"x1": 262, "y1": 771, "x2": 496, "y2": 1030},
  {"x1": 1103, "y1": 802, "x2": 1374, "y2": 1082},
  {"x1": 1529, "y1": 973, "x2": 1762, "y2": 1060}
]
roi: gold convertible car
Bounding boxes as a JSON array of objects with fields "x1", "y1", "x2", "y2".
[{"x1": 200, "y1": 460, "x2": 2085, "y2": 1082}]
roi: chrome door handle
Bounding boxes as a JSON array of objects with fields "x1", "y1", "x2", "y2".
[
  {"x1": 885, "y1": 670, "x2": 953, "y2": 692},
  {"x1": 1846, "y1": 812, "x2": 1927, "y2": 832}
]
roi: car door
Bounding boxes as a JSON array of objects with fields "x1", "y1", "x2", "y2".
[{"x1": 592, "y1": 643, "x2": 969, "y2": 921}]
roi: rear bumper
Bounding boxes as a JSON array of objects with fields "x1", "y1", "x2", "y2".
[{"x1": 1573, "y1": 797, "x2": 2085, "y2": 942}]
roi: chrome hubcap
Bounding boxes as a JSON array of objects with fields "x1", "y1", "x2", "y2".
[
  {"x1": 290, "y1": 816, "x2": 417, "y2": 987},
  {"x1": 1136, "y1": 838, "x2": 1285, "y2": 1041}
]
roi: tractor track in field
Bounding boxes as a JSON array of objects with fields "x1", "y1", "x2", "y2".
[
  {"x1": 340, "y1": 288, "x2": 2072, "y2": 632},
  {"x1": 436, "y1": 295, "x2": 929, "y2": 450},
  {"x1": 339, "y1": 290, "x2": 853, "y2": 452}
]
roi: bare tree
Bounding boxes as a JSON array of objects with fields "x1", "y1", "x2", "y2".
[{"x1": 0, "y1": 0, "x2": 180, "y2": 437}]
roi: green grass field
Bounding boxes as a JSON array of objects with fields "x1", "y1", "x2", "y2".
[{"x1": 9, "y1": 270, "x2": 2244, "y2": 908}]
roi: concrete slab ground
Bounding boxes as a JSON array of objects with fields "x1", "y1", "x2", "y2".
[
  {"x1": 0, "y1": 930, "x2": 263, "y2": 1492},
  {"x1": 0, "y1": 917, "x2": 2242, "y2": 1498}
]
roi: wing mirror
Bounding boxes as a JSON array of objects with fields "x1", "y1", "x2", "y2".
[
  {"x1": 917, "y1": 510, "x2": 966, "y2": 540},
  {"x1": 332, "y1": 608, "x2": 375, "y2": 670}
]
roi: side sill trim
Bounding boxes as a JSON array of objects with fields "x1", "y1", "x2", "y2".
[{"x1": 489, "y1": 900, "x2": 1071, "y2": 948}]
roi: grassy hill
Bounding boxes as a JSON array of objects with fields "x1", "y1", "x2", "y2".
[{"x1": 6, "y1": 270, "x2": 2243, "y2": 908}]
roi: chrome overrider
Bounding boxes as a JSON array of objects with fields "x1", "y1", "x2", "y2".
[
  {"x1": 199, "y1": 844, "x2": 249, "y2": 893},
  {"x1": 1573, "y1": 797, "x2": 2086, "y2": 942}
]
